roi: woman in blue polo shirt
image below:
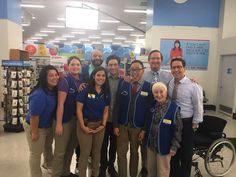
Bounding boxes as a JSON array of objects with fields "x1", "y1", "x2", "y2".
[
  {"x1": 23, "y1": 65, "x2": 59, "y2": 177},
  {"x1": 52, "y1": 56, "x2": 83, "y2": 177},
  {"x1": 76, "y1": 66, "x2": 110, "y2": 177}
]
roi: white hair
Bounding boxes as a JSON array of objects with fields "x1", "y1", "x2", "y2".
[{"x1": 152, "y1": 82, "x2": 167, "y2": 94}]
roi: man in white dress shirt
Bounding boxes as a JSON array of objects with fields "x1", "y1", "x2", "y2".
[{"x1": 168, "y1": 58, "x2": 203, "y2": 177}]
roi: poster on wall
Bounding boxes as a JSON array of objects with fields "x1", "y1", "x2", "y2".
[{"x1": 160, "y1": 38, "x2": 209, "y2": 70}]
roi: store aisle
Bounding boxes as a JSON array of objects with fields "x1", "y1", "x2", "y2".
[{"x1": 0, "y1": 111, "x2": 236, "y2": 177}]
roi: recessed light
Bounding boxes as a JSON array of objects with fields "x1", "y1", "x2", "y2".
[
  {"x1": 174, "y1": 0, "x2": 188, "y2": 4},
  {"x1": 47, "y1": 24, "x2": 65, "y2": 28},
  {"x1": 71, "y1": 31, "x2": 86, "y2": 34},
  {"x1": 63, "y1": 35, "x2": 75, "y2": 38},
  {"x1": 57, "y1": 17, "x2": 66, "y2": 21},
  {"x1": 101, "y1": 33, "x2": 115, "y2": 36},
  {"x1": 124, "y1": 9, "x2": 146, "y2": 14},
  {"x1": 118, "y1": 28, "x2": 134, "y2": 31},
  {"x1": 21, "y1": 4, "x2": 45, "y2": 8},
  {"x1": 100, "y1": 19, "x2": 120, "y2": 23},
  {"x1": 130, "y1": 34, "x2": 145, "y2": 37},
  {"x1": 35, "y1": 33, "x2": 48, "y2": 37},
  {"x1": 22, "y1": 22, "x2": 30, "y2": 26},
  {"x1": 114, "y1": 37, "x2": 127, "y2": 40},
  {"x1": 88, "y1": 36, "x2": 101, "y2": 39},
  {"x1": 40, "y1": 30, "x2": 56, "y2": 33},
  {"x1": 140, "y1": 21, "x2": 147, "y2": 25}
]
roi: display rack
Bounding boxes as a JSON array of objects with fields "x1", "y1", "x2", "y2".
[{"x1": 2, "y1": 60, "x2": 32, "y2": 132}]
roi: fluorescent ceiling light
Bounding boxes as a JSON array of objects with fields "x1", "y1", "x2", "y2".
[
  {"x1": 22, "y1": 22, "x2": 30, "y2": 26},
  {"x1": 71, "y1": 31, "x2": 86, "y2": 34},
  {"x1": 101, "y1": 33, "x2": 115, "y2": 36},
  {"x1": 130, "y1": 34, "x2": 145, "y2": 37},
  {"x1": 112, "y1": 42, "x2": 122, "y2": 45},
  {"x1": 25, "y1": 39, "x2": 38, "y2": 42},
  {"x1": 47, "y1": 24, "x2": 65, "y2": 28},
  {"x1": 124, "y1": 9, "x2": 146, "y2": 14},
  {"x1": 100, "y1": 19, "x2": 120, "y2": 23},
  {"x1": 102, "y1": 39, "x2": 113, "y2": 43},
  {"x1": 31, "y1": 37, "x2": 43, "y2": 40},
  {"x1": 40, "y1": 30, "x2": 56, "y2": 33},
  {"x1": 63, "y1": 35, "x2": 75, "y2": 38},
  {"x1": 49, "y1": 40, "x2": 60, "y2": 43},
  {"x1": 88, "y1": 36, "x2": 101, "y2": 39},
  {"x1": 21, "y1": 4, "x2": 45, "y2": 8},
  {"x1": 66, "y1": 7, "x2": 98, "y2": 29},
  {"x1": 140, "y1": 21, "x2": 147, "y2": 24},
  {"x1": 79, "y1": 38, "x2": 90, "y2": 42},
  {"x1": 118, "y1": 28, "x2": 134, "y2": 31},
  {"x1": 32, "y1": 16, "x2": 36, "y2": 19},
  {"x1": 57, "y1": 17, "x2": 66, "y2": 21},
  {"x1": 125, "y1": 40, "x2": 135, "y2": 43},
  {"x1": 55, "y1": 38, "x2": 67, "y2": 41},
  {"x1": 114, "y1": 37, "x2": 127, "y2": 40},
  {"x1": 92, "y1": 42, "x2": 102, "y2": 44},
  {"x1": 71, "y1": 41, "x2": 81, "y2": 44},
  {"x1": 35, "y1": 33, "x2": 48, "y2": 37}
]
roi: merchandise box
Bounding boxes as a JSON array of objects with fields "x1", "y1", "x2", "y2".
[{"x1": 9, "y1": 49, "x2": 29, "y2": 61}]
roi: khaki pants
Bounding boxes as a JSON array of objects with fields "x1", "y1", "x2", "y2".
[
  {"x1": 147, "y1": 147, "x2": 171, "y2": 177},
  {"x1": 77, "y1": 121, "x2": 105, "y2": 177},
  {"x1": 23, "y1": 121, "x2": 53, "y2": 177},
  {"x1": 117, "y1": 125, "x2": 141, "y2": 177},
  {"x1": 52, "y1": 117, "x2": 78, "y2": 177}
]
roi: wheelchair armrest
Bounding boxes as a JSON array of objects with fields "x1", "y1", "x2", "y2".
[{"x1": 210, "y1": 132, "x2": 226, "y2": 139}]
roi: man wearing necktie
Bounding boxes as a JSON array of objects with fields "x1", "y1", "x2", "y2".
[
  {"x1": 140, "y1": 50, "x2": 173, "y2": 177},
  {"x1": 168, "y1": 58, "x2": 203, "y2": 177},
  {"x1": 113, "y1": 60, "x2": 153, "y2": 177}
]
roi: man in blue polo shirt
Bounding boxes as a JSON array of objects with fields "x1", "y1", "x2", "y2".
[{"x1": 114, "y1": 60, "x2": 153, "y2": 177}]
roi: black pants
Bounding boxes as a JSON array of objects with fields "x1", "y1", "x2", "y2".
[
  {"x1": 100, "y1": 122, "x2": 117, "y2": 171},
  {"x1": 170, "y1": 119, "x2": 194, "y2": 177}
]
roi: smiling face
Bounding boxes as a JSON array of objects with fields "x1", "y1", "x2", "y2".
[
  {"x1": 93, "y1": 70, "x2": 106, "y2": 86},
  {"x1": 107, "y1": 58, "x2": 119, "y2": 77},
  {"x1": 148, "y1": 51, "x2": 162, "y2": 72},
  {"x1": 152, "y1": 82, "x2": 167, "y2": 104},
  {"x1": 91, "y1": 50, "x2": 103, "y2": 67},
  {"x1": 68, "y1": 58, "x2": 81, "y2": 75},
  {"x1": 171, "y1": 60, "x2": 185, "y2": 81},
  {"x1": 47, "y1": 69, "x2": 59, "y2": 89},
  {"x1": 130, "y1": 62, "x2": 144, "y2": 82}
]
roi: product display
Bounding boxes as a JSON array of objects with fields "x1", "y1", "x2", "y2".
[{"x1": 2, "y1": 60, "x2": 32, "y2": 132}]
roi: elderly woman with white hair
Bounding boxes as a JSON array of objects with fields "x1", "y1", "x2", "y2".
[{"x1": 144, "y1": 82, "x2": 183, "y2": 177}]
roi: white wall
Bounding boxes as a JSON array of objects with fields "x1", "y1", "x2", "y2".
[
  {"x1": 145, "y1": 26, "x2": 219, "y2": 104},
  {"x1": 217, "y1": 0, "x2": 236, "y2": 114},
  {"x1": 0, "y1": 19, "x2": 22, "y2": 107}
]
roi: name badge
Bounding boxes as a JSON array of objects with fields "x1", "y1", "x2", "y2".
[
  {"x1": 88, "y1": 93, "x2": 96, "y2": 98},
  {"x1": 163, "y1": 119, "x2": 172, "y2": 124},
  {"x1": 140, "y1": 91, "x2": 148, "y2": 96}
]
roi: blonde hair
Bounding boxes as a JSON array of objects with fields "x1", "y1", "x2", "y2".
[{"x1": 152, "y1": 82, "x2": 167, "y2": 94}]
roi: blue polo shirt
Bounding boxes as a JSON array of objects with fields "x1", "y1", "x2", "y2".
[
  {"x1": 26, "y1": 88, "x2": 57, "y2": 128},
  {"x1": 76, "y1": 87, "x2": 110, "y2": 121}
]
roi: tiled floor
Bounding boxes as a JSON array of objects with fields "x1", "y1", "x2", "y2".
[{"x1": 0, "y1": 110, "x2": 236, "y2": 177}]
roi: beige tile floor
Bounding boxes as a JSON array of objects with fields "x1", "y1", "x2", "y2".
[{"x1": 0, "y1": 110, "x2": 236, "y2": 177}]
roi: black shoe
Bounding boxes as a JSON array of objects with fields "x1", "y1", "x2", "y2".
[
  {"x1": 139, "y1": 167, "x2": 147, "y2": 177},
  {"x1": 108, "y1": 166, "x2": 118, "y2": 177}
]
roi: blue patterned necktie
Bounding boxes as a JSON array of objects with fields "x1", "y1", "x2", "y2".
[{"x1": 152, "y1": 72, "x2": 159, "y2": 84}]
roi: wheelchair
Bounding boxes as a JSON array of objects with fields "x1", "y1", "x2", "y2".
[{"x1": 192, "y1": 115, "x2": 235, "y2": 177}]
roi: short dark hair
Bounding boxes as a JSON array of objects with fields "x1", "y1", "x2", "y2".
[
  {"x1": 31, "y1": 65, "x2": 59, "y2": 94},
  {"x1": 130, "y1": 60, "x2": 144, "y2": 69},
  {"x1": 106, "y1": 55, "x2": 121, "y2": 65},
  {"x1": 89, "y1": 66, "x2": 110, "y2": 95},
  {"x1": 170, "y1": 58, "x2": 186, "y2": 67},
  {"x1": 67, "y1": 56, "x2": 81, "y2": 65},
  {"x1": 148, "y1": 50, "x2": 163, "y2": 61}
]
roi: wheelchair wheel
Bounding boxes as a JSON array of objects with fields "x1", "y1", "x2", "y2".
[{"x1": 204, "y1": 138, "x2": 235, "y2": 177}]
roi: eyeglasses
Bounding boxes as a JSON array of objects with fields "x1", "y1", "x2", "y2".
[
  {"x1": 130, "y1": 68, "x2": 144, "y2": 73},
  {"x1": 171, "y1": 66, "x2": 183, "y2": 70}
]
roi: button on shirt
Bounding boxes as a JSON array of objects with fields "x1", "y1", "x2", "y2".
[{"x1": 168, "y1": 76, "x2": 203, "y2": 124}]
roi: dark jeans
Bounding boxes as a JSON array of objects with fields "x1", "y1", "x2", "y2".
[
  {"x1": 170, "y1": 118, "x2": 194, "y2": 177},
  {"x1": 100, "y1": 122, "x2": 117, "y2": 171}
]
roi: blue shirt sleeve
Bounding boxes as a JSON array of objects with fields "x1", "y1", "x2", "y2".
[{"x1": 29, "y1": 89, "x2": 46, "y2": 116}]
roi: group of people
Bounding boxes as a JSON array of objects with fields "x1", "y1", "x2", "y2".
[{"x1": 24, "y1": 49, "x2": 204, "y2": 177}]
